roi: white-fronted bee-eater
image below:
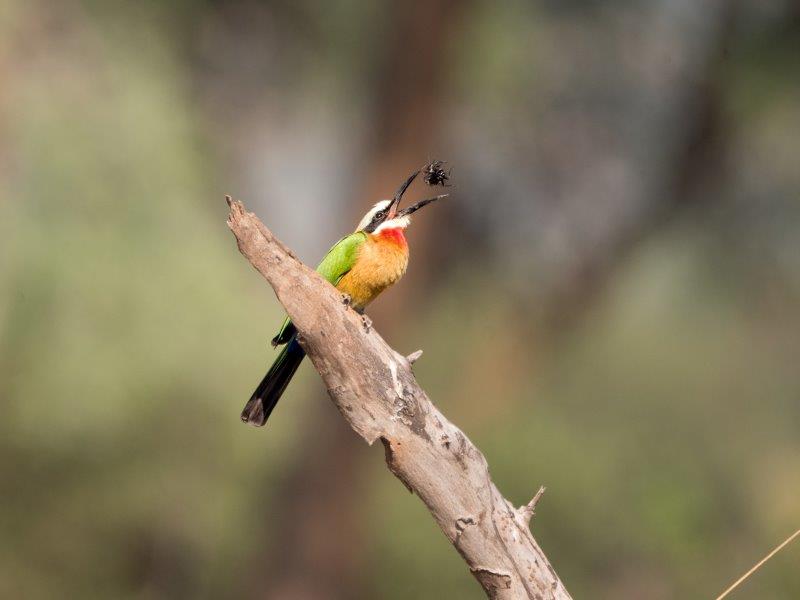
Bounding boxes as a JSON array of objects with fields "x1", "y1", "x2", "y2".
[{"x1": 241, "y1": 165, "x2": 449, "y2": 426}]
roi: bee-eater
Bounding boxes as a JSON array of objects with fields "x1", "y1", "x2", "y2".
[{"x1": 241, "y1": 167, "x2": 448, "y2": 426}]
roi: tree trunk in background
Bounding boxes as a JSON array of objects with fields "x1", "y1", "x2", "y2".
[
  {"x1": 537, "y1": 0, "x2": 737, "y2": 335},
  {"x1": 441, "y1": 0, "x2": 738, "y2": 427},
  {"x1": 255, "y1": 2, "x2": 469, "y2": 599}
]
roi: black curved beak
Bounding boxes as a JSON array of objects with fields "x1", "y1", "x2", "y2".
[
  {"x1": 396, "y1": 194, "x2": 449, "y2": 217},
  {"x1": 389, "y1": 170, "x2": 420, "y2": 217}
]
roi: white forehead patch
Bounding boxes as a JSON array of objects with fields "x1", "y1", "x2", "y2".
[{"x1": 356, "y1": 199, "x2": 392, "y2": 232}]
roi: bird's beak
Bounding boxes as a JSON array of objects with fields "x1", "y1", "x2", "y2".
[
  {"x1": 389, "y1": 169, "x2": 420, "y2": 217},
  {"x1": 396, "y1": 194, "x2": 449, "y2": 218}
]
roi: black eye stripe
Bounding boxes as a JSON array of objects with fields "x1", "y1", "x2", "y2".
[{"x1": 363, "y1": 206, "x2": 390, "y2": 232}]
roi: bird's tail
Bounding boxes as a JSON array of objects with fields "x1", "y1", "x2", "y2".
[{"x1": 241, "y1": 336, "x2": 305, "y2": 426}]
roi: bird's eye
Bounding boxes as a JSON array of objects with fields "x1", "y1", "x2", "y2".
[{"x1": 376, "y1": 211, "x2": 385, "y2": 219}]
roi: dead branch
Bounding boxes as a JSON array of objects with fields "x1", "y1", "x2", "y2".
[
  {"x1": 226, "y1": 197, "x2": 571, "y2": 600},
  {"x1": 518, "y1": 486, "x2": 546, "y2": 528}
]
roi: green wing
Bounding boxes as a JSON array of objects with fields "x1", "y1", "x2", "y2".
[
  {"x1": 271, "y1": 232, "x2": 366, "y2": 346},
  {"x1": 315, "y1": 231, "x2": 366, "y2": 286}
]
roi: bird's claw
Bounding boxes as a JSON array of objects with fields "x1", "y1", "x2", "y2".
[
  {"x1": 341, "y1": 293, "x2": 352, "y2": 307},
  {"x1": 361, "y1": 314, "x2": 372, "y2": 333}
]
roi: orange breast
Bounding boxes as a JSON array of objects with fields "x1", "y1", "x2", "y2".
[{"x1": 337, "y1": 229, "x2": 409, "y2": 309}]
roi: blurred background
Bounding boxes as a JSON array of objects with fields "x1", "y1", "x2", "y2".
[{"x1": 2, "y1": 0, "x2": 799, "y2": 598}]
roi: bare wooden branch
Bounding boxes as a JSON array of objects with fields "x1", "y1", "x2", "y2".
[
  {"x1": 406, "y1": 349, "x2": 424, "y2": 365},
  {"x1": 226, "y1": 197, "x2": 571, "y2": 600},
  {"x1": 518, "y1": 486, "x2": 546, "y2": 527}
]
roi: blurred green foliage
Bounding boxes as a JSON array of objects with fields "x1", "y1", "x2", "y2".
[{"x1": 2, "y1": 1, "x2": 799, "y2": 599}]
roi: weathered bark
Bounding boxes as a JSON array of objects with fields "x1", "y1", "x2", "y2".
[{"x1": 226, "y1": 198, "x2": 571, "y2": 600}]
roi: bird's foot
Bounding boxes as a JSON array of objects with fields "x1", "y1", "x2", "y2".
[
  {"x1": 361, "y1": 314, "x2": 372, "y2": 333},
  {"x1": 341, "y1": 293, "x2": 352, "y2": 307}
]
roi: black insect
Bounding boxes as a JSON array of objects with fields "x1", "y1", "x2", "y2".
[{"x1": 423, "y1": 160, "x2": 451, "y2": 187}]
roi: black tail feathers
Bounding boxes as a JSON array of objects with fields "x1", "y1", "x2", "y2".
[{"x1": 241, "y1": 337, "x2": 305, "y2": 426}]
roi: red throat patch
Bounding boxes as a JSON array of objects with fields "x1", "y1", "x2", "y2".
[{"x1": 375, "y1": 227, "x2": 408, "y2": 249}]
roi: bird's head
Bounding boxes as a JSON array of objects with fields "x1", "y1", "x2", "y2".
[{"x1": 356, "y1": 168, "x2": 448, "y2": 234}]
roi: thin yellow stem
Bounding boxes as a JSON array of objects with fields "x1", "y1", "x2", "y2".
[{"x1": 715, "y1": 528, "x2": 800, "y2": 600}]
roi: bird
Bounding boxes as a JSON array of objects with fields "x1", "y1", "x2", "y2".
[{"x1": 241, "y1": 166, "x2": 449, "y2": 426}]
